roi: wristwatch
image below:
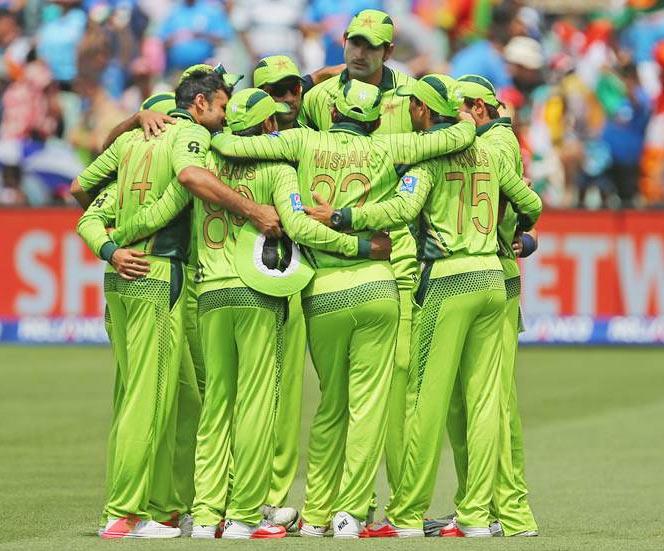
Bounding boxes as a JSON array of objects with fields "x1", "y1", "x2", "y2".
[{"x1": 330, "y1": 210, "x2": 343, "y2": 230}]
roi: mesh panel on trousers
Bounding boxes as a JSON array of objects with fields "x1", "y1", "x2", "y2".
[
  {"x1": 301, "y1": 280, "x2": 399, "y2": 318},
  {"x1": 505, "y1": 276, "x2": 521, "y2": 300},
  {"x1": 415, "y1": 270, "x2": 505, "y2": 406},
  {"x1": 104, "y1": 272, "x2": 172, "y2": 425}
]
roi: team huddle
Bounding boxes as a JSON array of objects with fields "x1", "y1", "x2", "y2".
[{"x1": 70, "y1": 8, "x2": 543, "y2": 541}]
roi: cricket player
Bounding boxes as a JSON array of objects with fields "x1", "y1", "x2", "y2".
[
  {"x1": 110, "y1": 87, "x2": 391, "y2": 539},
  {"x1": 71, "y1": 68, "x2": 279, "y2": 539},
  {"x1": 302, "y1": 9, "x2": 423, "y2": 496},
  {"x1": 434, "y1": 75, "x2": 539, "y2": 537},
  {"x1": 214, "y1": 79, "x2": 477, "y2": 538},
  {"x1": 253, "y1": 55, "x2": 331, "y2": 528},
  {"x1": 306, "y1": 74, "x2": 542, "y2": 537}
]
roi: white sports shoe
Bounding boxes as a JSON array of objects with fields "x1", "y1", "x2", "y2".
[
  {"x1": 299, "y1": 520, "x2": 328, "y2": 537},
  {"x1": 262, "y1": 505, "x2": 300, "y2": 531},
  {"x1": 332, "y1": 511, "x2": 364, "y2": 539},
  {"x1": 440, "y1": 518, "x2": 491, "y2": 538},
  {"x1": 490, "y1": 520, "x2": 504, "y2": 536},
  {"x1": 101, "y1": 518, "x2": 181, "y2": 539},
  {"x1": 222, "y1": 519, "x2": 286, "y2": 539},
  {"x1": 424, "y1": 513, "x2": 456, "y2": 537},
  {"x1": 364, "y1": 518, "x2": 424, "y2": 538},
  {"x1": 191, "y1": 525, "x2": 219, "y2": 539}
]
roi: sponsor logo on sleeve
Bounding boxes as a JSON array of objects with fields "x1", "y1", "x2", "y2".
[
  {"x1": 400, "y1": 174, "x2": 418, "y2": 193},
  {"x1": 290, "y1": 192, "x2": 304, "y2": 212}
]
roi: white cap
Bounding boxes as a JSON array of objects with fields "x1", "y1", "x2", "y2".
[{"x1": 504, "y1": 36, "x2": 545, "y2": 70}]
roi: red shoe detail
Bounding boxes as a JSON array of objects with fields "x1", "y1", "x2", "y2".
[
  {"x1": 251, "y1": 525, "x2": 287, "y2": 539},
  {"x1": 359, "y1": 527, "x2": 371, "y2": 538},
  {"x1": 441, "y1": 526, "x2": 465, "y2": 537},
  {"x1": 216, "y1": 521, "x2": 224, "y2": 538},
  {"x1": 365, "y1": 524, "x2": 399, "y2": 538},
  {"x1": 101, "y1": 517, "x2": 139, "y2": 539}
]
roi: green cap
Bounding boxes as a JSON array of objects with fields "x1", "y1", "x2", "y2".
[
  {"x1": 234, "y1": 223, "x2": 314, "y2": 297},
  {"x1": 396, "y1": 74, "x2": 462, "y2": 117},
  {"x1": 253, "y1": 55, "x2": 302, "y2": 88},
  {"x1": 140, "y1": 92, "x2": 176, "y2": 114},
  {"x1": 456, "y1": 74, "x2": 504, "y2": 108},
  {"x1": 226, "y1": 88, "x2": 290, "y2": 132},
  {"x1": 345, "y1": 9, "x2": 394, "y2": 47},
  {"x1": 335, "y1": 79, "x2": 382, "y2": 123},
  {"x1": 179, "y1": 63, "x2": 244, "y2": 91}
]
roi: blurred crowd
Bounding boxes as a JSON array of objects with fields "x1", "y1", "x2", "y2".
[{"x1": 1, "y1": 0, "x2": 663, "y2": 208}]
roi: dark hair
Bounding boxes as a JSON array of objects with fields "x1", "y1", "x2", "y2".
[
  {"x1": 331, "y1": 109, "x2": 380, "y2": 134},
  {"x1": 175, "y1": 70, "x2": 229, "y2": 109},
  {"x1": 463, "y1": 97, "x2": 500, "y2": 120},
  {"x1": 412, "y1": 97, "x2": 455, "y2": 124},
  {"x1": 234, "y1": 123, "x2": 264, "y2": 137}
]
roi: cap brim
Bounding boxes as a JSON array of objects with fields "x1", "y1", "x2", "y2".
[
  {"x1": 235, "y1": 224, "x2": 314, "y2": 297},
  {"x1": 346, "y1": 30, "x2": 385, "y2": 47},
  {"x1": 274, "y1": 102, "x2": 291, "y2": 114},
  {"x1": 223, "y1": 73, "x2": 244, "y2": 89},
  {"x1": 395, "y1": 84, "x2": 417, "y2": 97}
]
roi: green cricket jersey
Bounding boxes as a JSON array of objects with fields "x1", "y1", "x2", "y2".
[
  {"x1": 76, "y1": 182, "x2": 119, "y2": 258},
  {"x1": 343, "y1": 123, "x2": 542, "y2": 279},
  {"x1": 77, "y1": 110, "x2": 209, "y2": 261},
  {"x1": 479, "y1": 118, "x2": 523, "y2": 279},
  {"x1": 194, "y1": 151, "x2": 366, "y2": 295},
  {"x1": 302, "y1": 66, "x2": 418, "y2": 288},
  {"x1": 212, "y1": 120, "x2": 476, "y2": 283}
]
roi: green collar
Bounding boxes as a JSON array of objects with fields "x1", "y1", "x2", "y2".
[
  {"x1": 339, "y1": 66, "x2": 396, "y2": 91},
  {"x1": 329, "y1": 121, "x2": 370, "y2": 136},
  {"x1": 428, "y1": 121, "x2": 454, "y2": 132},
  {"x1": 168, "y1": 108, "x2": 196, "y2": 123},
  {"x1": 476, "y1": 117, "x2": 512, "y2": 137}
]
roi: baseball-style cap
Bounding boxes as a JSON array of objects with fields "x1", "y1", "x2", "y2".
[
  {"x1": 253, "y1": 55, "x2": 302, "y2": 88},
  {"x1": 235, "y1": 223, "x2": 314, "y2": 297},
  {"x1": 503, "y1": 36, "x2": 544, "y2": 70},
  {"x1": 345, "y1": 9, "x2": 394, "y2": 47},
  {"x1": 226, "y1": 88, "x2": 290, "y2": 132},
  {"x1": 335, "y1": 80, "x2": 382, "y2": 123},
  {"x1": 395, "y1": 74, "x2": 462, "y2": 117},
  {"x1": 140, "y1": 92, "x2": 176, "y2": 114},
  {"x1": 456, "y1": 74, "x2": 505, "y2": 108},
  {"x1": 179, "y1": 63, "x2": 244, "y2": 90}
]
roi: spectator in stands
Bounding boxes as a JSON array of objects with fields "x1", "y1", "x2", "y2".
[
  {"x1": 36, "y1": 0, "x2": 87, "y2": 90},
  {"x1": 157, "y1": 0, "x2": 233, "y2": 72}
]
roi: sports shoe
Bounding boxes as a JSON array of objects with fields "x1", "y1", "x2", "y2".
[
  {"x1": 363, "y1": 519, "x2": 424, "y2": 538},
  {"x1": 513, "y1": 529, "x2": 539, "y2": 537},
  {"x1": 222, "y1": 519, "x2": 286, "y2": 539},
  {"x1": 332, "y1": 511, "x2": 364, "y2": 539},
  {"x1": 101, "y1": 517, "x2": 181, "y2": 539},
  {"x1": 262, "y1": 505, "x2": 300, "y2": 531},
  {"x1": 163, "y1": 513, "x2": 194, "y2": 537},
  {"x1": 424, "y1": 513, "x2": 455, "y2": 537},
  {"x1": 440, "y1": 518, "x2": 491, "y2": 538},
  {"x1": 490, "y1": 520, "x2": 504, "y2": 537},
  {"x1": 299, "y1": 519, "x2": 328, "y2": 537},
  {"x1": 191, "y1": 525, "x2": 222, "y2": 539}
]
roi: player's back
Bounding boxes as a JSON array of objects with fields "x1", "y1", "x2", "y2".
[
  {"x1": 193, "y1": 152, "x2": 291, "y2": 292},
  {"x1": 112, "y1": 119, "x2": 206, "y2": 260},
  {"x1": 302, "y1": 68, "x2": 415, "y2": 134},
  {"x1": 416, "y1": 134, "x2": 505, "y2": 276}
]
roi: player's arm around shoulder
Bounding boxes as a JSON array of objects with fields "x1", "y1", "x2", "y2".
[
  {"x1": 70, "y1": 137, "x2": 123, "y2": 208},
  {"x1": 496, "y1": 149, "x2": 542, "y2": 230},
  {"x1": 347, "y1": 161, "x2": 434, "y2": 232},
  {"x1": 211, "y1": 127, "x2": 306, "y2": 162}
]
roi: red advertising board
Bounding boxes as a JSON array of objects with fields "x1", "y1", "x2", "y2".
[{"x1": 0, "y1": 208, "x2": 662, "y2": 343}]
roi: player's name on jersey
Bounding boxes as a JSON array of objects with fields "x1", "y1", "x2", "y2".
[
  {"x1": 314, "y1": 149, "x2": 371, "y2": 171},
  {"x1": 454, "y1": 146, "x2": 490, "y2": 170},
  {"x1": 217, "y1": 162, "x2": 257, "y2": 181}
]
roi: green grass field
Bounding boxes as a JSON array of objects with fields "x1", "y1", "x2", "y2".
[{"x1": 1, "y1": 346, "x2": 662, "y2": 550}]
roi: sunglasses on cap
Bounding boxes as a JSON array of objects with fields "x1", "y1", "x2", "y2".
[{"x1": 264, "y1": 79, "x2": 302, "y2": 98}]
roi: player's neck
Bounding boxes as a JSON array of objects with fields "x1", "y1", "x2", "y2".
[{"x1": 359, "y1": 67, "x2": 384, "y2": 88}]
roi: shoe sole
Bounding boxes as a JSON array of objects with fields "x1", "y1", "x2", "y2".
[{"x1": 102, "y1": 532, "x2": 180, "y2": 539}]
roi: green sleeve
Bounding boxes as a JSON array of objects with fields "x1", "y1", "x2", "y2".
[
  {"x1": 110, "y1": 179, "x2": 192, "y2": 246},
  {"x1": 385, "y1": 120, "x2": 475, "y2": 164},
  {"x1": 211, "y1": 129, "x2": 305, "y2": 163},
  {"x1": 76, "y1": 182, "x2": 119, "y2": 260},
  {"x1": 77, "y1": 140, "x2": 120, "y2": 192},
  {"x1": 349, "y1": 164, "x2": 433, "y2": 231},
  {"x1": 497, "y1": 151, "x2": 543, "y2": 230},
  {"x1": 301, "y1": 88, "x2": 320, "y2": 130},
  {"x1": 271, "y1": 164, "x2": 366, "y2": 258},
  {"x1": 172, "y1": 123, "x2": 211, "y2": 174}
]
